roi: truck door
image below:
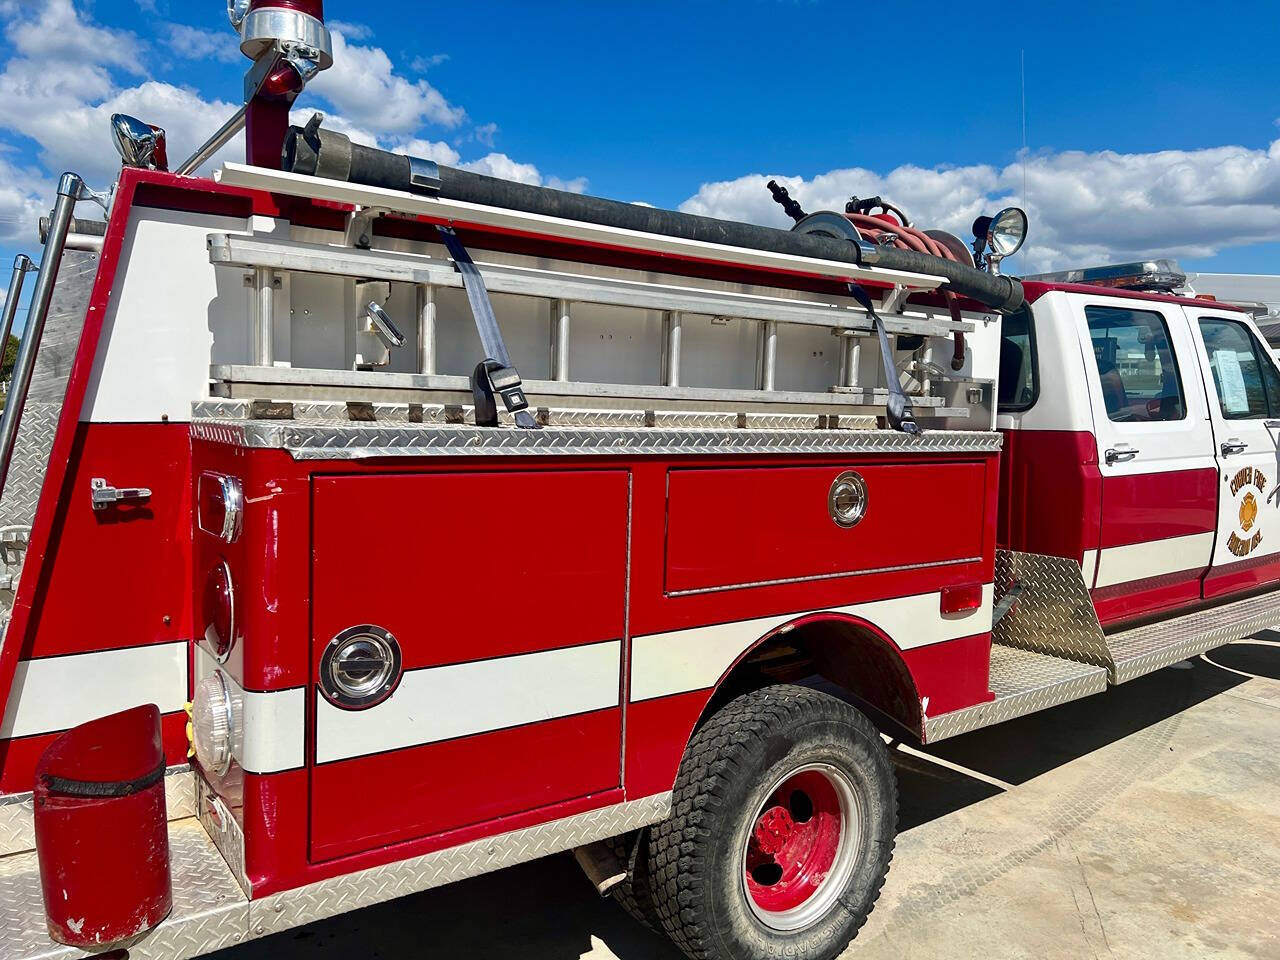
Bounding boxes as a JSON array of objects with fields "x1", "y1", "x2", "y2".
[
  {"x1": 1189, "y1": 310, "x2": 1280, "y2": 599},
  {"x1": 1074, "y1": 296, "x2": 1217, "y2": 625}
]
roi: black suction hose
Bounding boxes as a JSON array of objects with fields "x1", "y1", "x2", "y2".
[{"x1": 282, "y1": 121, "x2": 1024, "y2": 313}]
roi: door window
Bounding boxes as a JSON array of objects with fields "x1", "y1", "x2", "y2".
[
  {"x1": 997, "y1": 305, "x2": 1037, "y2": 411},
  {"x1": 1085, "y1": 306, "x2": 1185, "y2": 422},
  {"x1": 1198, "y1": 317, "x2": 1280, "y2": 419}
]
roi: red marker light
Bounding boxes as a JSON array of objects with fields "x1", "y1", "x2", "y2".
[{"x1": 940, "y1": 583, "x2": 983, "y2": 615}]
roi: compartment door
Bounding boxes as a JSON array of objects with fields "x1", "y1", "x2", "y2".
[{"x1": 309, "y1": 469, "x2": 628, "y2": 861}]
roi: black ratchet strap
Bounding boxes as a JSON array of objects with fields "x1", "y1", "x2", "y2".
[
  {"x1": 437, "y1": 226, "x2": 538, "y2": 429},
  {"x1": 845, "y1": 280, "x2": 920, "y2": 435}
]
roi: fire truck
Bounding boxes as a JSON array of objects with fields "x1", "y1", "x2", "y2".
[{"x1": 0, "y1": 4, "x2": 1276, "y2": 959}]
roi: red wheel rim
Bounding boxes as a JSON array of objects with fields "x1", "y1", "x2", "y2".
[{"x1": 744, "y1": 767, "x2": 851, "y2": 921}]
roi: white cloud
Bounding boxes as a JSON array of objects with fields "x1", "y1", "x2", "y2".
[
  {"x1": 472, "y1": 121, "x2": 498, "y2": 147},
  {"x1": 0, "y1": 1, "x2": 588, "y2": 248},
  {"x1": 308, "y1": 31, "x2": 465, "y2": 134},
  {"x1": 410, "y1": 53, "x2": 449, "y2": 72},
  {"x1": 328, "y1": 20, "x2": 372, "y2": 41},
  {"x1": 162, "y1": 23, "x2": 241, "y2": 64},
  {"x1": 7, "y1": 0, "x2": 143, "y2": 73},
  {"x1": 680, "y1": 140, "x2": 1280, "y2": 272}
]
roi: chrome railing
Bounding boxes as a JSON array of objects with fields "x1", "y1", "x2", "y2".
[{"x1": 0, "y1": 173, "x2": 87, "y2": 502}]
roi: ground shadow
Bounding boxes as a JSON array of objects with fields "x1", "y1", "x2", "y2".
[{"x1": 210, "y1": 851, "x2": 681, "y2": 960}]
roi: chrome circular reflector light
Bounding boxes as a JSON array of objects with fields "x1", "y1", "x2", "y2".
[
  {"x1": 191, "y1": 673, "x2": 234, "y2": 775},
  {"x1": 828, "y1": 471, "x2": 868, "y2": 528},
  {"x1": 203, "y1": 561, "x2": 236, "y2": 663},
  {"x1": 320, "y1": 626, "x2": 402, "y2": 710},
  {"x1": 986, "y1": 207, "x2": 1028, "y2": 258}
]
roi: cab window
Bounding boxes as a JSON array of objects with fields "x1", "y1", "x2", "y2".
[
  {"x1": 1085, "y1": 306, "x2": 1185, "y2": 422},
  {"x1": 1198, "y1": 317, "x2": 1280, "y2": 419},
  {"x1": 997, "y1": 305, "x2": 1037, "y2": 411}
]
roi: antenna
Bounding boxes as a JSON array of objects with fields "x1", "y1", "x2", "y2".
[{"x1": 1020, "y1": 48, "x2": 1028, "y2": 271}]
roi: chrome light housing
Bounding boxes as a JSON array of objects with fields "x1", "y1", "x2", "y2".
[
  {"x1": 320, "y1": 625, "x2": 402, "y2": 710},
  {"x1": 110, "y1": 114, "x2": 168, "y2": 171},
  {"x1": 972, "y1": 207, "x2": 1028, "y2": 274},
  {"x1": 203, "y1": 561, "x2": 236, "y2": 663},
  {"x1": 191, "y1": 673, "x2": 234, "y2": 775}
]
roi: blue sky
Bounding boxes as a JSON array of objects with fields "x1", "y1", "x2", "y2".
[{"x1": 0, "y1": 0, "x2": 1277, "y2": 308}]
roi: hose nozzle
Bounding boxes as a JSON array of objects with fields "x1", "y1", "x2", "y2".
[{"x1": 767, "y1": 180, "x2": 808, "y2": 224}]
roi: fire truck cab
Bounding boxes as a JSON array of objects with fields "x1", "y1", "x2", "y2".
[{"x1": 0, "y1": 7, "x2": 1276, "y2": 960}]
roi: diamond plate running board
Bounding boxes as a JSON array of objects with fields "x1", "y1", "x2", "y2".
[
  {"x1": 923, "y1": 643, "x2": 1108, "y2": 742},
  {"x1": 1, "y1": 792, "x2": 672, "y2": 959},
  {"x1": 1106, "y1": 588, "x2": 1280, "y2": 684}
]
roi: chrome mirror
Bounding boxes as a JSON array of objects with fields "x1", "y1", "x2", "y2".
[{"x1": 110, "y1": 114, "x2": 168, "y2": 171}]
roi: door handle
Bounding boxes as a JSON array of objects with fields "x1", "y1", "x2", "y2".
[
  {"x1": 1104, "y1": 445, "x2": 1139, "y2": 464},
  {"x1": 90, "y1": 477, "x2": 152, "y2": 510},
  {"x1": 1220, "y1": 438, "x2": 1248, "y2": 456}
]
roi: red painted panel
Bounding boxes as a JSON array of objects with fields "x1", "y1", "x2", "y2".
[
  {"x1": 1091, "y1": 570, "x2": 1204, "y2": 627},
  {"x1": 997, "y1": 429, "x2": 1102, "y2": 562},
  {"x1": 19, "y1": 423, "x2": 192, "y2": 659},
  {"x1": 244, "y1": 766, "x2": 623, "y2": 897},
  {"x1": 1202, "y1": 553, "x2": 1280, "y2": 602},
  {"x1": 902, "y1": 631, "x2": 994, "y2": 717},
  {"x1": 309, "y1": 709, "x2": 621, "y2": 862},
  {"x1": 191, "y1": 440, "x2": 311, "y2": 690},
  {"x1": 311, "y1": 470, "x2": 629, "y2": 668},
  {"x1": 623, "y1": 689, "x2": 709, "y2": 799},
  {"x1": 666, "y1": 462, "x2": 987, "y2": 594},
  {"x1": 1098, "y1": 469, "x2": 1217, "y2": 549},
  {"x1": 0, "y1": 711, "x2": 188, "y2": 794}
]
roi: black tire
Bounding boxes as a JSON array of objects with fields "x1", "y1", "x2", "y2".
[
  {"x1": 648, "y1": 684, "x2": 896, "y2": 960},
  {"x1": 604, "y1": 829, "x2": 663, "y2": 932}
]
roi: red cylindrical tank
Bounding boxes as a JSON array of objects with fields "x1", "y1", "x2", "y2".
[
  {"x1": 249, "y1": 0, "x2": 324, "y2": 18},
  {"x1": 34, "y1": 705, "x2": 172, "y2": 950}
]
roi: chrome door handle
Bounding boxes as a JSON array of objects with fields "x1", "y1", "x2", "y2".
[
  {"x1": 90, "y1": 477, "x2": 152, "y2": 510},
  {"x1": 1220, "y1": 438, "x2": 1248, "y2": 456},
  {"x1": 1104, "y1": 445, "x2": 1139, "y2": 464}
]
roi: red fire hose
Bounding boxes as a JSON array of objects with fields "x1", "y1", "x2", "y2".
[{"x1": 844, "y1": 212, "x2": 967, "y2": 370}]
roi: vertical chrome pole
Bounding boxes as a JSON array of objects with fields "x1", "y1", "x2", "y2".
[
  {"x1": 841, "y1": 335, "x2": 860, "y2": 388},
  {"x1": 661, "y1": 311, "x2": 682, "y2": 387},
  {"x1": 417, "y1": 284, "x2": 437, "y2": 375},
  {"x1": 758, "y1": 320, "x2": 778, "y2": 391},
  {"x1": 551, "y1": 299, "x2": 571, "y2": 382},
  {"x1": 0, "y1": 256, "x2": 34, "y2": 372},
  {"x1": 0, "y1": 174, "x2": 82, "y2": 500},
  {"x1": 254, "y1": 266, "x2": 275, "y2": 366}
]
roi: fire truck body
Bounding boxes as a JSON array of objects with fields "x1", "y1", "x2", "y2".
[{"x1": 1, "y1": 6, "x2": 1278, "y2": 959}]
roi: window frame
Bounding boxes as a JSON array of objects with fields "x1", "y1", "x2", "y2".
[
  {"x1": 996, "y1": 303, "x2": 1040, "y2": 414},
  {"x1": 1197, "y1": 315, "x2": 1280, "y2": 420},
  {"x1": 1084, "y1": 304, "x2": 1188, "y2": 424}
]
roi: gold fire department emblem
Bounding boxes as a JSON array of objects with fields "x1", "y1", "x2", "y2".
[
  {"x1": 1240, "y1": 491, "x2": 1258, "y2": 533},
  {"x1": 1227, "y1": 466, "x2": 1267, "y2": 557}
]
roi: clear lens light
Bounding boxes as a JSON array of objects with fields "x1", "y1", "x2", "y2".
[
  {"x1": 227, "y1": 0, "x2": 251, "y2": 30},
  {"x1": 988, "y1": 207, "x2": 1028, "y2": 257},
  {"x1": 191, "y1": 674, "x2": 234, "y2": 775}
]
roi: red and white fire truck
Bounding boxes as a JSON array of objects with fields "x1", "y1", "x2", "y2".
[{"x1": 0, "y1": 4, "x2": 1276, "y2": 959}]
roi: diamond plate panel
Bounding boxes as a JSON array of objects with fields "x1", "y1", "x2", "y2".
[
  {"x1": 248, "y1": 791, "x2": 672, "y2": 937},
  {"x1": 1107, "y1": 587, "x2": 1280, "y2": 684},
  {"x1": 993, "y1": 549, "x2": 1110, "y2": 667},
  {"x1": 0, "y1": 768, "x2": 195, "y2": 858},
  {"x1": 0, "y1": 251, "x2": 97, "y2": 530},
  {"x1": 0, "y1": 818, "x2": 248, "y2": 960},
  {"x1": 189, "y1": 417, "x2": 1002, "y2": 459},
  {"x1": 924, "y1": 644, "x2": 1108, "y2": 742}
]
